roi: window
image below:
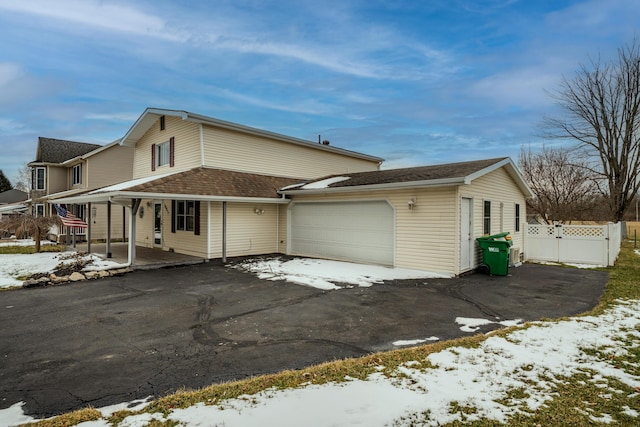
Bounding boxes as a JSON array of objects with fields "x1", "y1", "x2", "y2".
[
  {"x1": 175, "y1": 200, "x2": 195, "y2": 231},
  {"x1": 32, "y1": 167, "x2": 46, "y2": 190},
  {"x1": 515, "y1": 203, "x2": 521, "y2": 232},
  {"x1": 35, "y1": 204, "x2": 44, "y2": 217},
  {"x1": 483, "y1": 200, "x2": 491, "y2": 235},
  {"x1": 155, "y1": 141, "x2": 171, "y2": 168},
  {"x1": 72, "y1": 164, "x2": 82, "y2": 185},
  {"x1": 160, "y1": 115, "x2": 166, "y2": 131}
]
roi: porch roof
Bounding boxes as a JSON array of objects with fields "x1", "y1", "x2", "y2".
[{"x1": 52, "y1": 167, "x2": 300, "y2": 205}]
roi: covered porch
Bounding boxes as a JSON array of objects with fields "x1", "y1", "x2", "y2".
[{"x1": 73, "y1": 242, "x2": 206, "y2": 270}]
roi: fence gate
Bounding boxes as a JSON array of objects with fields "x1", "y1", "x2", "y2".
[{"x1": 525, "y1": 223, "x2": 621, "y2": 266}]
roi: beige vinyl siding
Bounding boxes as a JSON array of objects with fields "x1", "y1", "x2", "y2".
[
  {"x1": 209, "y1": 202, "x2": 279, "y2": 258},
  {"x1": 47, "y1": 166, "x2": 67, "y2": 194},
  {"x1": 458, "y1": 167, "x2": 527, "y2": 267},
  {"x1": 202, "y1": 125, "x2": 379, "y2": 179},
  {"x1": 288, "y1": 187, "x2": 458, "y2": 274},
  {"x1": 162, "y1": 199, "x2": 208, "y2": 258},
  {"x1": 277, "y1": 204, "x2": 287, "y2": 253},
  {"x1": 135, "y1": 199, "x2": 156, "y2": 248},
  {"x1": 133, "y1": 116, "x2": 201, "y2": 179},
  {"x1": 88, "y1": 204, "x2": 128, "y2": 241},
  {"x1": 87, "y1": 145, "x2": 134, "y2": 189}
]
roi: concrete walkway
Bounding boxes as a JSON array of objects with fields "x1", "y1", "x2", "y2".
[{"x1": 72, "y1": 242, "x2": 205, "y2": 269}]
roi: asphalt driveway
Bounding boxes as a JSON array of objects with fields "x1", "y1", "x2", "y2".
[{"x1": 0, "y1": 259, "x2": 608, "y2": 418}]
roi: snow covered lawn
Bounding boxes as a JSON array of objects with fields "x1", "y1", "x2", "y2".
[
  {"x1": 4, "y1": 299, "x2": 639, "y2": 426},
  {"x1": 232, "y1": 256, "x2": 452, "y2": 290}
]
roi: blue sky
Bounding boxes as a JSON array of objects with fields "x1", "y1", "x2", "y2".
[{"x1": 0, "y1": 0, "x2": 638, "y2": 184}]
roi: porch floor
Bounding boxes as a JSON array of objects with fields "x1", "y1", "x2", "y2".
[{"x1": 71, "y1": 242, "x2": 206, "y2": 270}]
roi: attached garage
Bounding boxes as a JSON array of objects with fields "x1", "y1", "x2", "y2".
[{"x1": 289, "y1": 200, "x2": 395, "y2": 266}]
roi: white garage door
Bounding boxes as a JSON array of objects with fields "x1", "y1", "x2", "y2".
[{"x1": 290, "y1": 201, "x2": 394, "y2": 266}]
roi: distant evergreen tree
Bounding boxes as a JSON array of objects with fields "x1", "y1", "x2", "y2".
[{"x1": 0, "y1": 170, "x2": 12, "y2": 192}]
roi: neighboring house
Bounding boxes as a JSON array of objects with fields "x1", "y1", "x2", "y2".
[
  {"x1": 54, "y1": 108, "x2": 531, "y2": 276},
  {"x1": 0, "y1": 189, "x2": 28, "y2": 205},
  {"x1": 28, "y1": 137, "x2": 134, "y2": 241},
  {"x1": 0, "y1": 190, "x2": 28, "y2": 229}
]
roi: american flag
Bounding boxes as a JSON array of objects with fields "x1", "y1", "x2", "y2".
[{"x1": 53, "y1": 204, "x2": 88, "y2": 228}]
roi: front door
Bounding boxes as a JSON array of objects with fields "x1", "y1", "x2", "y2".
[
  {"x1": 460, "y1": 197, "x2": 473, "y2": 271},
  {"x1": 154, "y1": 202, "x2": 162, "y2": 246}
]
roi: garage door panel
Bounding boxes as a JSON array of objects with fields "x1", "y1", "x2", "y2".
[{"x1": 290, "y1": 201, "x2": 394, "y2": 266}]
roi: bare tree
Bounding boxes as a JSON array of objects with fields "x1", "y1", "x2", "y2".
[
  {"x1": 519, "y1": 145, "x2": 599, "y2": 224},
  {"x1": 12, "y1": 163, "x2": 31, "y2": 193},
  {"x1": 543, "y1": 41, "x2": 640, "y2": 222},
  {"x1": 0, "y1": 213, "x2": 61, "y2": 252}
]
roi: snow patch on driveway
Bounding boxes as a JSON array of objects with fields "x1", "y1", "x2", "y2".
[{"x1": 232, "y1": 257, "x2": 452, "y2": 290}]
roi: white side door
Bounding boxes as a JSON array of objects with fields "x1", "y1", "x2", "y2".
[{"x1": 460, "y1": 197, "x2": 473, "y2": 271}]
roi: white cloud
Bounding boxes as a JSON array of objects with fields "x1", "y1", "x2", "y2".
[
  {"x1": 0, "y1": 62, "x2": 21, "y2": 86},
  {"x1": 0, "y1": 0, "x2": 186, "y2": 41}
]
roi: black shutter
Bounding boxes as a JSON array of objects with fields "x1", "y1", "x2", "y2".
[
  {"x1": 194, "y1": 200, "x2": 200, "y2": 235},
  {"x1": 171, "y1": 200, "x2": 176, "y2": 233},
  {"x1": 151, "y1": 144, "x2": 156, "y2": 171},
  {"x1": 169, "y1": 137, "x2": 175, "y2": 167}
]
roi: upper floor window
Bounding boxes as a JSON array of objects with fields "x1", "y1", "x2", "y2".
[
  {"x1": 32, "y1": 167, "x2": 46, "y2": 191},
  {"x1": 72, "y1": 164, "x2": 82, "y2": 185},
  {"x1": 160, "y1": 115, "x2": 166, "y2": 131},
  {"x1": 483, "y1": 200, "x2": 491, "y2": 235},
  {"x1": 156, "y1": 141, "x2": 171, "y2": 168},
  {"x1": 515, "y1": 203, "x2": 521, "y2": 232},
  {"x1": 151, "y1": 137, "x2": 174, "y2": 171}
]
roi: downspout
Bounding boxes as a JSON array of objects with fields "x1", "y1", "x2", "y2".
[
  {"x1": 106, "y1": 200, "x2": 112, "y2": 258},
  {"x1": 222, "y1": 201, "x2": 227, "y2": 263},
  {"x1": 87, "y1": 202, "x2": 92, "y2": 254}
]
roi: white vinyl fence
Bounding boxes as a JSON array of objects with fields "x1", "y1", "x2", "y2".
[{"x1": 525, "y1": 222, "x2": 621, "y2": 266}]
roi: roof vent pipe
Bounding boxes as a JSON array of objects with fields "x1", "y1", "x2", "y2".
[
  {"x1": 322, "y1": 140, "x2": 330, "y2": 145},
  {"x1": 318, "y1": 134, "x2": 321, "y2": 144}
]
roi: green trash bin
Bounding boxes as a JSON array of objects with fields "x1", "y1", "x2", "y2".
[{"x1": 477, "y1": 232, "x2": 513, "y2": 276}]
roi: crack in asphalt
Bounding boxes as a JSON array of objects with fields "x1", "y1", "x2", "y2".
[{"x1": 439, "y1": 282, "x2": 505, "y2": 320}]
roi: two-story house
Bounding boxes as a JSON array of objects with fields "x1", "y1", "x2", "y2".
[
  {"x1": 53, "y1": 108, "x2": 382, "y2": 264},
  {"x1": 55, "y1": 107, "x2": 531, "y2": 276},
  {"x1": 28, "y1": 137, "x2": 134, "y2": 242}
]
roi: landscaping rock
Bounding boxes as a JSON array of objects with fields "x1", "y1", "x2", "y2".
[
  {"x1": 84, "y1": 271, "x2": 99, "y2": 280},
  {"x1": 98, "y1": 270, "x2": 110, "y2": 278},
  {"x1": 69, "y1": 272, "x2": 86, "y2": 282}
]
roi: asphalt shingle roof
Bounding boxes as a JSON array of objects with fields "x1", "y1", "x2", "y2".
[
  {"x1": 125, "y1": 167, "x2": 301, "y2": 199},
  {"x1": 36, "y1": 137, "x2": 102, "y2": 164},
  {"x1": 0, "y1": 189, "x2": 28, "y2": 204},
  {"x1": 295, "y1": 157, "x2": 509, "y2": 189}
]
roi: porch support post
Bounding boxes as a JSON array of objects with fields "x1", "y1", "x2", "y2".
[
  {"x1": 122, "y1": 206, "x2": 126, "y2": 242},
  {"x1": 129, "y1": 198, "x2": 141, "y2": 266},
  {"x1": 222, "y1": 201, "x2": 227, "y2": 263},
  {"x1": 72, "y1": 204, "x2": 76, "y2": 249},
  {"x1": 87, "y1": 202, "x2": 92, "y2": 254},
  {"x1": 106, "y1": 201, "x2": 112, "y2": 258}
]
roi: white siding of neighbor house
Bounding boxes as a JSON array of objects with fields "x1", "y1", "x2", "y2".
[
  {"x1": 133, "y1": 116, "x2": 201, "y2": 179},
  {"x1": 287, "y1": 187, "x2": 458, "y2": 275},
  {"x1": 458, "y1": 167, "x2": 527, "y2": 268},
  {"x1": 201, "y1": 125, "x2": 379, "y2": 179},
  {"x1": 209, "y1": 202, "x2": 280, "y2": 258}
]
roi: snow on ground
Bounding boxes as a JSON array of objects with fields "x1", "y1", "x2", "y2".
[
  {"x1": 4, "y1": 299, "x2": 639, "y2": 427},
  {"x1": 232, "y1": 257, "x2": 452, "y2": 290},
  {"x1": 0, "y1": 239, "x2": 54, "y2": 248},
  {"x1": 393, "y1": 336, "x2": 440, "y2": 346},
  {"x1": 456, "y1": 317, "x2": 523, "y2": 332},
  {"x1": 0, "y1": 251, "x2": 125, "y2": 289}
]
